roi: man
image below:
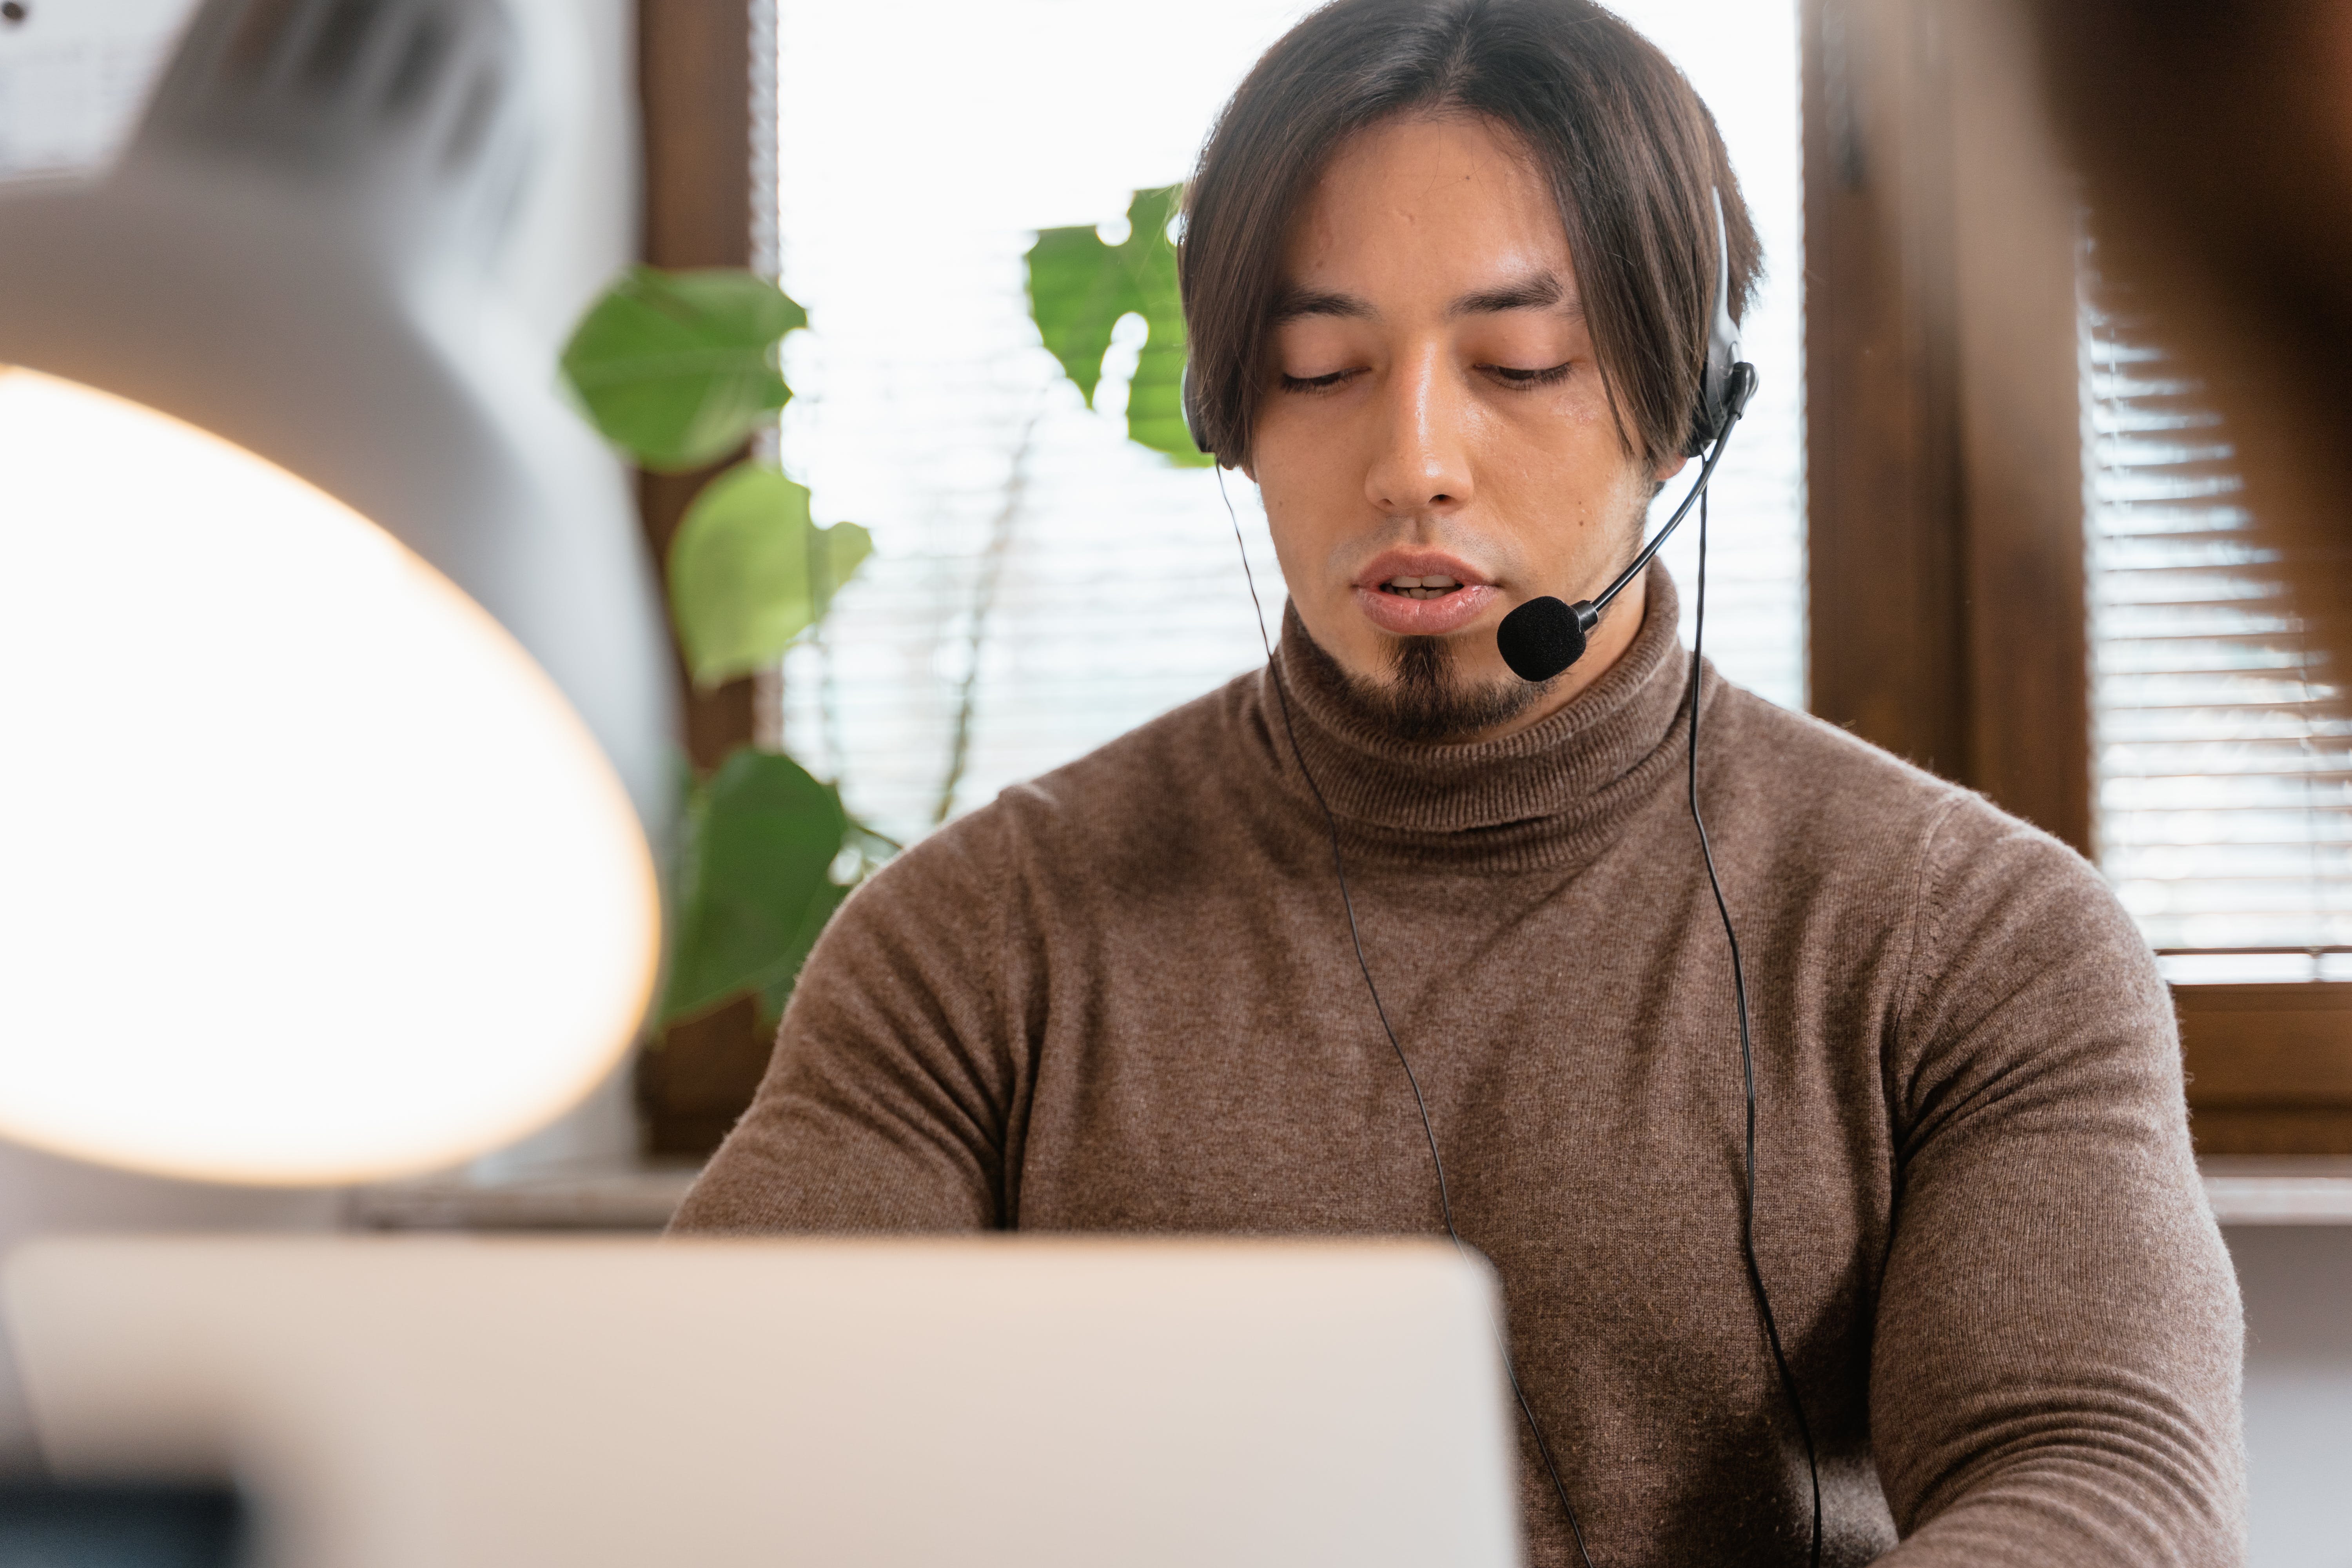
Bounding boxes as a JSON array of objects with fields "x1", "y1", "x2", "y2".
[{"x1": 675, "y1": 2, "x2": 2245, "y2": 1563}]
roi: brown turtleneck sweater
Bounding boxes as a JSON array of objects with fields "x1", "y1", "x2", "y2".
[{"x1": 674, "y1": 567, "x2": 2245, "y2": 1567}]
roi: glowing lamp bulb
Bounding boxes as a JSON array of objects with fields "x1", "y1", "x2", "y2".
[{"x1": 0, "y1": 368, "x2": 661, "y2": 1185}]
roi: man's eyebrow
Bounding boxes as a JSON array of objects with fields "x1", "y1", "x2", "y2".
[
  {"x1": 1266, "y1": 272, "x2": 1584, "y2": 324},
  {"x1": 1449, "y1": 271, "x2": 1582, "y2": 319},
  {"x1": 1269, "y1": 285, "x2": 1374, "y2": 324}
]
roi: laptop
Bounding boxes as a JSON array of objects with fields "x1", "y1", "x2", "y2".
[
  {"x1": 0, "y1": 1482, "x2": 241, "y2": 1568},
  {"x1": 3, "y1": 1236, "x2": 1519, "y2": 1568}
]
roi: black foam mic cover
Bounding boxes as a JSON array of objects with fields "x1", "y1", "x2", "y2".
[{"x1": 1496, "y1": 596, "x2": 1594, "y2": 682}]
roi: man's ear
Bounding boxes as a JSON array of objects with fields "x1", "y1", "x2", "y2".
[{"x1": 1651, "y1": 453, "x2": 1691, "y2": 485}]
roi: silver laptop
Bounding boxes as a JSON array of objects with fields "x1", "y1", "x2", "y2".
[{"x1": 4, "y1": 1236, "x2": 1519, "y2": 1568}]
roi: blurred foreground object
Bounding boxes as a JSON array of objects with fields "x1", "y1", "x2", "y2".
[
  {"x1": 0, "y1": 1482, "x2": 241, "y2": 1568},
  {"x1": 0, "y1": 0, "x2": 672, "y2": 1183},
  {"x1": 2026, "y1": 0, "x2": 2352, "y2": 675},
  {"x1": 5, "y1": 1236, "x2": 1517, "y2": 1568}
]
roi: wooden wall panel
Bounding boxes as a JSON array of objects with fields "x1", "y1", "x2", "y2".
[
  {"x1": 1803, "y1": 0, "x2": 1968, "y2": 784},
  {"x1": 1804, "y1": 0, "x2": 2089, "y2": 853},
  {"x1": 1944, "y1": 0, "x2": 2091, "y2": 854}
]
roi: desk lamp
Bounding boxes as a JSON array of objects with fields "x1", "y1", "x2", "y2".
[{"x1": 0, "y1": 0, "x2": 674, "y2": 1185}]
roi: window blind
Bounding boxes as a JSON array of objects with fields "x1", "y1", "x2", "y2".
[
  {"x1": 2083, "y1": 250, "x2": 2352, "y2": 982},
  {"x1": 0, "y1": 0, "x2": 192, "y2": 181},
  {"x1": 771, "y1": 0, "x2": 1806, "y2": 848}
]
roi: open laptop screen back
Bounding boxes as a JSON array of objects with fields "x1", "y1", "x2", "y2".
[{"x1": 4, "y1": 1237, "x2": 1520, "y2": 1568}]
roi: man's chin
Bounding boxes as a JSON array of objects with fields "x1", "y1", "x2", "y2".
[{"x1": 1294, "y1": 625, "x2": 1553, "y2": 745}]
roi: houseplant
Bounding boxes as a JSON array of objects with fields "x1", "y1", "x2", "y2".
[{"x1": 557, "y1": 183, "x2": 1202, "y2": 1041}]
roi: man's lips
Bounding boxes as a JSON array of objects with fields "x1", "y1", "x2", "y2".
[{"x1": 1352, "y1": 548, "x2": 1502, "y2": 637}]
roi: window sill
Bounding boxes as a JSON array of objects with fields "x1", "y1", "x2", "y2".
[
  {"x1": 347, "y1": 1162, "x2": 699, "y2": 1232},
  {"x1": 2177, "y1": 983, "x2": 2352, "y2": 1157},
  {"x1": 342, "y1": 1157, "x2": 2352, "y2": 1232},
  {"x1": 2201, "y1": 1157, "x2": 2352, "y2": 1225}
]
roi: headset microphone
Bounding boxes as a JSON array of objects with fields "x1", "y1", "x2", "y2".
[
  {"x1": 1495, "y1": 191, "x2": 1757, "y2": 683},
  {"x1": 1495, "y1": 594, "x2": 1599, "y2": 684}
]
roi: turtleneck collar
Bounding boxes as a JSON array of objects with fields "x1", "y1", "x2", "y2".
[{"x1": 1251, "y1": 562, "x2": 1704, "y2": 871}]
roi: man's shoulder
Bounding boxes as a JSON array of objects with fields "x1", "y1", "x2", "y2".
[
  {"x1": 1718, "y1": 683, "x2": 1968, "y2": 822},
  {"x1": 1716, "y1": 684, "x2": 2136, "y2": 971},
  {"x1": 1720, "y1": 683, "x2": 2064, "y2": 857},
  {"x1": 874, "y1": 669, "x2": 1263, "y2": 900}
]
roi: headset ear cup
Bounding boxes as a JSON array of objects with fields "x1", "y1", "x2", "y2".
[
  {"x1": 1182, "y1": 360, "x2": 1214, "y2": 462},
  {"x1": 1692, "y1": 188, "x2": 1741, "y2": 455},
  {"x1": 1689, "y1": 380, "x2": 1720, "y2": 458}
]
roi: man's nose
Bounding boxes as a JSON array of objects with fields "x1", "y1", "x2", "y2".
[{"x1": 1363, "y1": 346, "x2": 1474, "y2": 518}]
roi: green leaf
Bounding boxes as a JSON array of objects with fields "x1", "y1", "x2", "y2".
[
  {"x1": 753, "y1": 878, "x2": 849, "y2": 1031},
  {"x1": 818, "y1": 518, "x2": 875, "y2": 607},
  {"x1": 668, "y1": 462, "x2": 871, "y2": 689},
  {"x1": 1026, "y1": 234, "x2": 1138, "y2": 408},
  {"x1": 661, "y1": 748, "x2": 850, "y2": 1027},
  {"x1": 1024, "y1": 185, "x2": 1211, "y2": 466},
  {"x1": 560, "y1": 266, "x2": 806, "y2": 472},
  {"x1": 752, "y1": 815, "x2": 897, "y2": 1028}
]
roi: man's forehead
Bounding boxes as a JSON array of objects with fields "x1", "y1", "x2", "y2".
[
  {"x1": 1303, "y1": 112, "x2": 1556, "y2": 224},
  {"x1": 1275, "y1": 117, "x2": 1582, "y2": 324}
]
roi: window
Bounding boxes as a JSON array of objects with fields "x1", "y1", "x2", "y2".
[
  {"x1": 770, "y1": 0, "x2": 1807, "y2": 846},
  {"x1": 2083, "y1": 263, "x2": 2352, "y2": 984},
  {"x1": 0, "y1": 0, "x2": 193, "y2": 180},
  {"x1": 1800, "y1": 0, "x2": 2352, "y2": 1156}
]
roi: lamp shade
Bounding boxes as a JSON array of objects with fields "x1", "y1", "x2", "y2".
[
  {"x1": 0, "y1": 0, "x2": 677, "y2": 1183},
  {"x1": 0, "y1": 368, "x2": 661, "y2": 1183}
]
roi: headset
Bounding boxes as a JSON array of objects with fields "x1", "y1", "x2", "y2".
[
  {"x1": 1494, "y1": 192, "x2": 1759, "y2": 682},
  {"x1": 1192, "y1": 189, "x2": 1823, "y2": 1568}
]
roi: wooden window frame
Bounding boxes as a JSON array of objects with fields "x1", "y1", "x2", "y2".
[
  {"x1": 1803, "y1": 0, "x2": 2352, "y2": 1154},
  {"x1": 631, "y1": 0, "x2": 768, "y2": 1158}
]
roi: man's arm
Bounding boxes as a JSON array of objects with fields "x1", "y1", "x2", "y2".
[
  {"x1": 670, "y1": 807, "x2": 1025, "y2": 1233},
  {"x1": 1871, "y1": 804, "x2": 2245, "y2": 1565}
]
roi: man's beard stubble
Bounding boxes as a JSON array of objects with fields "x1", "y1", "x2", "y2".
[{"x1": 1291, "y1": 624, "x2": 1555, "y2": 745}]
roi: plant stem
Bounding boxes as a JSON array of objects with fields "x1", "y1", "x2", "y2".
[{"x1": 935, "y1": 407, "x2": 1040, "y2": 825}]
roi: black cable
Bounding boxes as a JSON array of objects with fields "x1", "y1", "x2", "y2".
[
  {"x1": 1217, "y1": 470, "x2": 1598, "y2": 1568},
  {"x1": 1581, "y1": 407, "x2": 1741, "y2": 623},
  {"x1": 1686, "y1": 484, "x2": 1824, "y2": 1568},
  {"x1": 1216, "y1": 439, "x2": 1822, "y2": 1566}
]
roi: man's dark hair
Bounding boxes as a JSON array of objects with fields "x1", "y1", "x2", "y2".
[{"x1": 1179, "y1": 0, "x2": 1761, "y2": 468}]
